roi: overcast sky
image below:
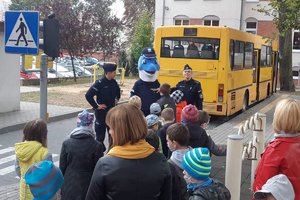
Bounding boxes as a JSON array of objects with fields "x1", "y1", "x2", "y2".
[
  {"x1": 111, "y1": 0, "x2": 125, "y2": 19},
  {"x1": 0, "y1": 0, "x2": 125, "y2": 19}
]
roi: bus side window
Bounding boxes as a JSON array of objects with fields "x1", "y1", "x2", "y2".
[
  {"x1": 172, "y1": 45, "x2": 185, "y2": 58},
  {"x1": 162, "y1": 44, "x2": 171, "y2": 57},
  {"x1": 201, "y1": 45, "x2": 215, "y2": 59}
]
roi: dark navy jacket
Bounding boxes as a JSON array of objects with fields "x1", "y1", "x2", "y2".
[
  {"x1": 130, "y1": 79, "x2": 160, "y2": 116},
  {"x1": 85, "y1": 76, "x2": 121, "y2": 110},
  {"x1": 175, "y1": 78, "x2": 203, "y2": 110}
]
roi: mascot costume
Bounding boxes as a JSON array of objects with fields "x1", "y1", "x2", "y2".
[{"x1": 130, "y1": 47, "x2": 161, "y2": 116}]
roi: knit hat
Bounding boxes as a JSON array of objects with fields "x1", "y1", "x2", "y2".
[
  {"x1": 181, "y1": 104, "x2": 199, "y2": 123},
  {"x1": 254, "y1": 174, "x2": 295, "y2": 200},
  {"x1": 76, "y1": 110, "x2": 95, "y2": 127},
  {"x1": 150, "y1": 103, "x2": 161, "y2": 115},
  {"x1": 146, "y1": 114, "x2": 159, "y2": 127},
  {"x1": 182, "y1": 147, "x2": 211, "y2": 181},
  {"x1": 24, "y1": 160, "x2": 64, "y2": 200},
  {"x1": 171, "y1": 90, "x2": 184, "y2": 104}
]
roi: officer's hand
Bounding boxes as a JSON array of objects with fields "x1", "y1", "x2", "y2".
[
  {"x1": 97, "y1": 104, "x2": 107, "y2": 110},
  {"x1": 152, "y1": 88, "x2": 160, "y2": 93}
]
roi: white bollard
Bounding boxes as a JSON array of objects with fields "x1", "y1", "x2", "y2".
[
  {"x1": 225, "y1": 134, "x2": 244, "y2": 200},
  {"x1": 251, "y1": 112, "x2": 266, "y2": 187}
]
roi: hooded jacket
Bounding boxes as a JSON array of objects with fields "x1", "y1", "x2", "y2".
[
  {"x1": 60, "y1": 126, "x2": 104, "y2": 200},
  {"x1": 15, "y1": 141, "x2": 49, "y2": 200},
  {"x1": 253, "y1": 134, "x2": 300, "y2": 199},
  {"x1": 85, "y1": 139, "x2": 172, "y2": 200}
]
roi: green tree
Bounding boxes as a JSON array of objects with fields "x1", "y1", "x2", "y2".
[
  {"x1": 258, "y1": 0, "x2": 300, "y2": 91},
  {"x1": 122, "y1": 0, "x2": 155, "y2": 44},
  {"x1": 129, "y1": 11, "x2": 153, "y2": 75},
  {"x1": 9, "y1": 0, "x2": 123, "y2": 82}
]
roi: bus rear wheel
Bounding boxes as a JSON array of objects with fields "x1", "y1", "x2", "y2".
[
  {"x1": 267, "y1": 83, "x2": 270, "y2": 97},
  {"x1": 242, "y1": 92, "x2": 249, "y2": 112}
]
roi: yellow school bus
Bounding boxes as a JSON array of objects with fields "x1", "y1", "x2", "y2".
[{"x1": 154, "y1": 26, "x2": 278, "y2": 116}]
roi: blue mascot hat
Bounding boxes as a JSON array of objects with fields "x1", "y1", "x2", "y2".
[
  {"x1": 141, "y1": 47, "x2": 156, "y2": 58},
  {"x1": 103, "y1": 62, "x2": 117, "y2": 72}
]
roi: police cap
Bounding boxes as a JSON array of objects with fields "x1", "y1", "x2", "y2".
[
  {"x1": 183, "y1": 64, "x2": 192, "y2": 71},
  {"x1": 141, "y1": 47, "x2": 156, "y2": 58},
  {"x1": 103, "y1": 62, "x2": 117, "y2": 72}
]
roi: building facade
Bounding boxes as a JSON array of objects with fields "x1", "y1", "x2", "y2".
[{"x1": 155, "y1": 0, "x2": 300, "y2": 68}]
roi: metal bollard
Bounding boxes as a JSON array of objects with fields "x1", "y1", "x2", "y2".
[
  {"x1": 93, "y1": 64, "x2": 98, "y2": 83},
  {"x1": 251, "y1": 112, "x2": 266, "y2": 187},
  {"x1": 225, "y1": 134, "x2": 244, "y2": 200}
]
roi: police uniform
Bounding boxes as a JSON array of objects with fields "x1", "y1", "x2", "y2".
[
  {"x1": 85, "y1": 63, "x2": 120, "y2": 143},
  {"x1": 174, "y1": 64, "x2": 203, "y2": 110}
]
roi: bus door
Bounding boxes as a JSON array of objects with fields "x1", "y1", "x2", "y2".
[
  {"x1": 253, "y1": 50, "x2": 260, "y2": 101},
  {"x1": 272, "y1": 52, "x2": 279, "y2": 93}
]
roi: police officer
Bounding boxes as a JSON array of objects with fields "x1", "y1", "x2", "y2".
[
  {"x1": 173, "y1": 64, "x2": 203, "y2": 110},
  {"x1": 85, "y1": 62, "x2": 121, "y2": 143}
]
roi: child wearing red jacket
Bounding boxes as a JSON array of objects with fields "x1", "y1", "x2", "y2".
[
  {"x1": 253, "y1": 98, "x2": 300, "y2": 199},
  {"x1": 171, "y1": 90, "x2": 187, "y2": 123}
]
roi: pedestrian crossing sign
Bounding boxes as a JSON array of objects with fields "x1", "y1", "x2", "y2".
[{"x1": 5, "y1": 11, "x2": 39, "y2": 55}]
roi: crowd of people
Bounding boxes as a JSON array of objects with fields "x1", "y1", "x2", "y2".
[{"x1": 13, "y1": 50, "x2": 300, "y2": 199}]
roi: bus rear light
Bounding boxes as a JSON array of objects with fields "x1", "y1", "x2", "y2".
[
  {"x1": 218, "y1": 84, "x2": 224, "y2": 102},
  {"x1": 217, "y1": 105, "x2": 222, "y2": 112}
]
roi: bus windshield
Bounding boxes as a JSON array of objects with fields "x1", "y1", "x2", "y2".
[{"x1": 160, "y1": 37, "x2": 220, "y2": 60}]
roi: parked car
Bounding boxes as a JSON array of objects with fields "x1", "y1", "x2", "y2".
[
  {"x1": 20, "y1": 71, "x2": 39, "y2": 80},
  {"x1": 84, "y1": 57, "x2": 99, "y2": 66}
]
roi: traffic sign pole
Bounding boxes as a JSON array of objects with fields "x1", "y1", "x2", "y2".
[{"x1": 40, "y1": 54, "x2": 48, "y2": 121}]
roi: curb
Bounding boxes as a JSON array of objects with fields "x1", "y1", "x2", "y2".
[{"x1": 0, "y1": 110, "x2": 82, "y2": 135}]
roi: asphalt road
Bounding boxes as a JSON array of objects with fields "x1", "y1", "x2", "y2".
[{"x1": 0, "y1": 114, "x2": 225, "y2": 186}]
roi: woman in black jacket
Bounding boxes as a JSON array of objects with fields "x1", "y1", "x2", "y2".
[
  {"x1": 86, "y1": 104, "x2": 172, "y2": 200},
  {"x1": 59, "y1": 110, "x2": 104, "y2": 200}
]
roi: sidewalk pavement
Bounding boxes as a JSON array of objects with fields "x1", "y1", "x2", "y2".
[{"x1": 0, "y1": 91, "x2": 299, "y2": 199}]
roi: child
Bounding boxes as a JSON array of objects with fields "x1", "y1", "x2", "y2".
[
  {"x1": 254, "y1": 174, "x2": 295, "y2": 200},
  {"x1": 146, "y1": 114, "x2": 160, "y2": 132},
  {"x1": 171, "y1": 90, "x2": 187, "y2": 122},
  {"x1": 150, "y1": 102, "x2": 162, "y2": 116},
  {"x1": 181, "y1": 104, "x2": 210, "y2": 149},
  {"x1": 24, "y1": 160, "x2": 64, "y2": 200},
  {"x1": 182, "y1": 148, "x2": 231, "y2": 200},
  {"x1": 157, "y1": 108, "x2": 175, "y2": 157},
  {"x1": 15, "y1": 119, "x2": 52, "y2": 200},
  {"x1": 156, "y1": 83, "x2": 176, "y2": 115},
  {"x1": 253, "y1": 99, "x2": 300, "y2": 199},
  {"x1": 166, "y1": 123, "x2": 191, "y2": 200},
  {"x1": 198, "y1": 110, "x2": 226, "y2": 156},
  {"x1": 129, "y1": 95, "x2": 142, "y2": 110},
  {"x1": 146, "y1": 114, "x2": 163, "y2": 153},
  {"x1": 145, "y1": 129, "x2": 182, "y2": 200},
  {"x1": 59, "y1": 110, "x2": 104, "y2": 199}
]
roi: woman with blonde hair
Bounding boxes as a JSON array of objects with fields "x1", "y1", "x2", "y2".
[
  {"x1": 253, "y1": 98, "x2": 300, "y2": 199},
  {"x1": 86, "y1": 104, "x2": 172, "y2": 200}
]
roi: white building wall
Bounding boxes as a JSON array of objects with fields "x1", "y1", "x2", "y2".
[
  {"x1": 293, "y1": 51, "x2": 300, "y2": 67},
  {"x1": 0, "y1": 31, "x2": 20, "y2": 113},
  {"x1": 243, "y1": 1, "x2": 273, "y2": 21},
  {"x1": 155, "y1": 0, "x2": 242, "y2": 29}
]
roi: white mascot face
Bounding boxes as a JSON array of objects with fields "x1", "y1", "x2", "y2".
[{"x1": 138, "y1": 48, "x2": 160, "y2": 82}]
